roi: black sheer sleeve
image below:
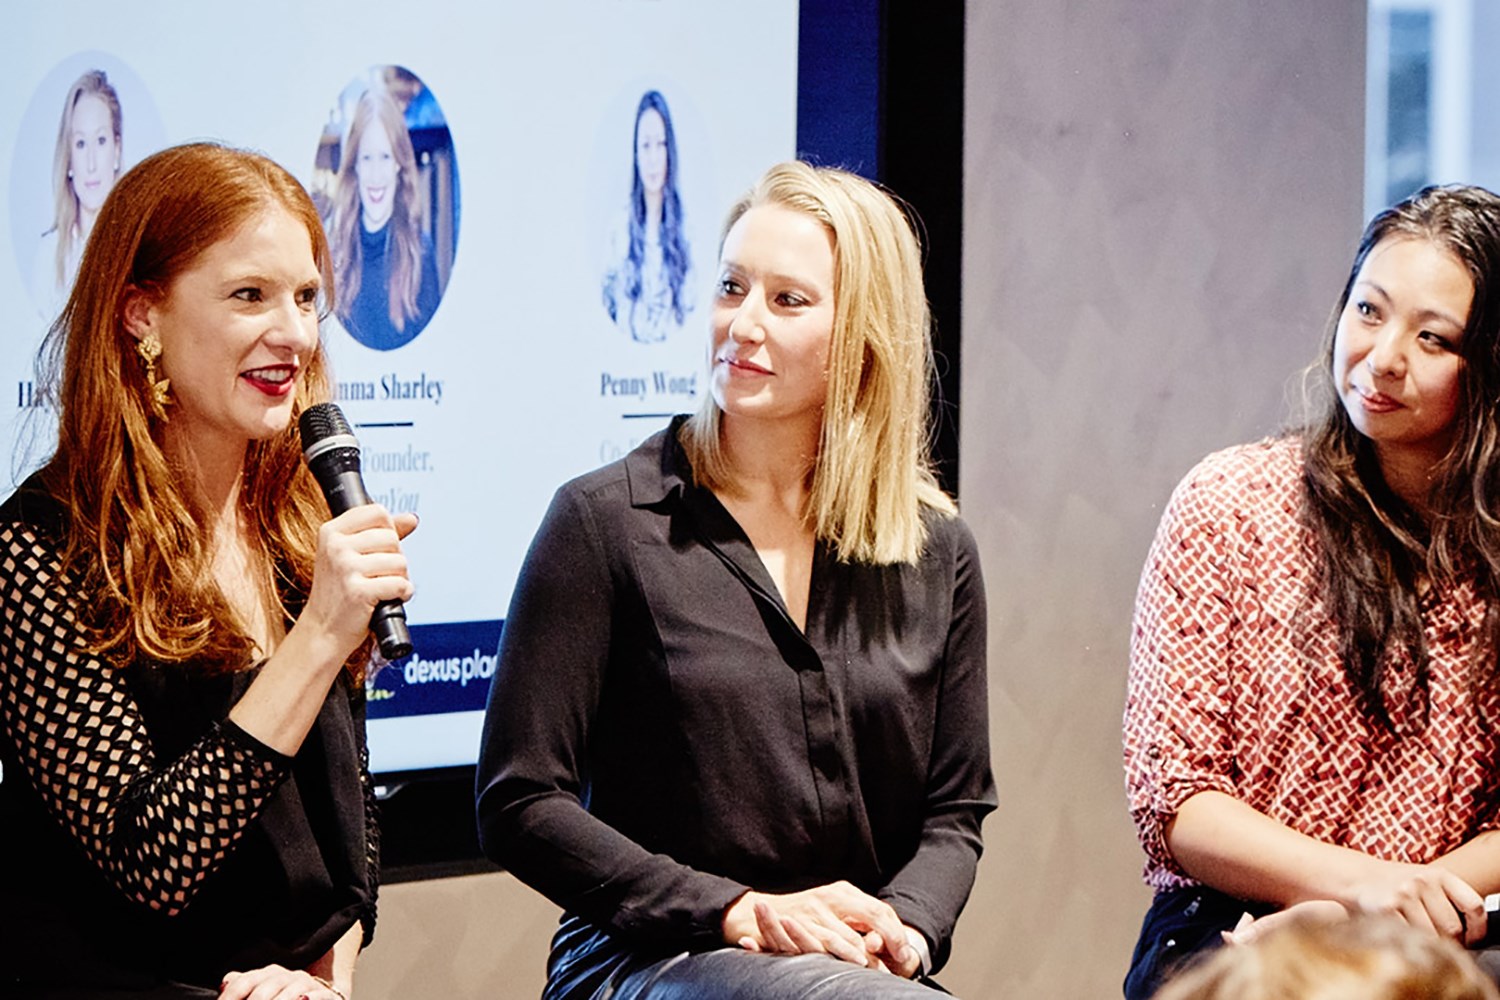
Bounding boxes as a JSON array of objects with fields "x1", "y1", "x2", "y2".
[{"x1": 0, "y1": 520, "x2": 292, "y2": 915}]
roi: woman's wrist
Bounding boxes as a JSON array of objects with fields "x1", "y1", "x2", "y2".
[
  {"x1": 310, "y1": 974, "x2": 348, "y2": 1000},
  {"x1": 721, "y1": 889, "x2": 761, "y2": 945},
  {"x1": 1319, "y1": 849, "x2": 1396, "y2": 909}
]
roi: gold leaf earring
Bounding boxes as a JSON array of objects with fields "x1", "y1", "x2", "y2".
[{"x1": 136, "y1": 333, "x2": 171, "y2": 421}]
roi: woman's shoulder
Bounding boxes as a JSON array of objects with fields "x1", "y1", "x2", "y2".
[
  {"x1": 1168, "y1": 435, "x2": 1305, "y2": 528},
  {"x1": 906, "y1": 503, "x2": 979, "y2": 578},
  {"x1": 553, "y1": 420, "x2": 686, "y2": 512},
  {"x1": 921, "y1": 500, "x2": 973, "y2": 542},
  {"x1": 1178, "y1": 436, "x2": 1303, "y2": 499},
  {"x1": 0, "y1": 472, "x2": 67, "y2": 539},
  {"x1": 31, "y1": 229, "x2": 63, "y2": 318}
]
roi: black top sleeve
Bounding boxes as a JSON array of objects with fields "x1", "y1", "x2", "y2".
[
  {"x1": 875, "y1": 518, "x2": 991, "y2": 970},
  {"x1": 476, "y1": 483, "x2": 747, "y2": 948},
  {"x1": 478, "y1": 437, "x2": 996, "y2": 965},
  {"x1": 0, "y1": 519, "x2": 292, "y2": 915}
]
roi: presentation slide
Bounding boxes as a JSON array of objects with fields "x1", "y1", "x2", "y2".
[{"x1": 0, "y1": 1, "x2": 799, "y2": 775}]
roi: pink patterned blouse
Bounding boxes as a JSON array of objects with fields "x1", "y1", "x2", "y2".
[{"x1": 1124, "y1": 436, "x2": 1500, "y2": 892}]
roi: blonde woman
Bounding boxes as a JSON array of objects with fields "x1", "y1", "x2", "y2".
[
  {"x1": 478, "y1": 162, "x2": 994, "y2": 999},
  {"x1": 32, "y1": 69, "x2": 122, "y2": 319}
]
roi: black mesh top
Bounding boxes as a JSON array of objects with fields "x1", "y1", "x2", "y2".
[{"x1": 0, "y1": 477, "x2": 378, "y2": 995}]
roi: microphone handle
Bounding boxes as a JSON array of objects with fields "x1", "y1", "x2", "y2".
[
  {"x1": 324, "y1": 470, "x2": 413, "y2": 660},
  {"x1": 323, "y1": 469, "x2": 374, "y2": 513}
]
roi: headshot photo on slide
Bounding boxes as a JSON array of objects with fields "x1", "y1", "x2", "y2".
[
  {"x1": 9, "y1": 53, "x2": 165, "y2": 326},
  {"x1": 600, "y1": 88, "x2": 695, "y2": 346},
  {"x1": 314, "y1": 65, "x2": 460, "y2": 352}
]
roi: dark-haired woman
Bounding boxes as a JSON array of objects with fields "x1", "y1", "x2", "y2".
[
  {"x1": 1124, "y1": 184, "x2": 1500, "y2": 998},
  {"x1": 601, "y1": 90, "x2": 693, "y2": 344},
  {"x1": 0, "y1": 143, "x2": 414, "y2": 999}
]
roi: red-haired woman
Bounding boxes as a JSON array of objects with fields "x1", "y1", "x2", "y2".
[
  {"x1": 327, "y1": 88, "x2": 439, "y2": 351},
  {"x1": 0, "y1": 143, "x2": 415, "y2": 999}
]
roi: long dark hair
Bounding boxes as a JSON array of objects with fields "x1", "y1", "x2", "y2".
[
  {"x1": 608, "y1": 90, "x2": 690, "y2": 326},
  {"x1": 1302, "y1": 184, "x2": 1500, "y2": 721}
]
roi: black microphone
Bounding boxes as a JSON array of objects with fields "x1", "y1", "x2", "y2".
[
  {"x1": 1483, "y1": 893, "x2": 1500, "y2": 946},
  {"x1": 299, "y1": 402, "x2": 413, "y2": 660}
]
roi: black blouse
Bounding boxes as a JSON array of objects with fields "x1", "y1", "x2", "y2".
[
  {"x1": 476, "y1": 419, "x2": 994, "y2": 973},
  {"x1": 0, "y1": 478, "x2": 377, "y2": 996}
]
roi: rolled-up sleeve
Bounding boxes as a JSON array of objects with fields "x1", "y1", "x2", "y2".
[{"x1": 1123, "y1": 462, "x2": 1244, "y2": 883}]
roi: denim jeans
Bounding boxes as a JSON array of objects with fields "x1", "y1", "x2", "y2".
[{"x1": 1123, "y1": 886, "x2": 1273, "y2": 999}]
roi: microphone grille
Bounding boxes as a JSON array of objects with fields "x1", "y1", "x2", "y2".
[{"x1": 299, "y1": 402, "x2": 353, "y2": 449}]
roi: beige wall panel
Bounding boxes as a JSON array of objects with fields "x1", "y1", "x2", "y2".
[
  {"x1": 956, "y1": 1, "x2": 1365, "y2": 995},
  {"x1": 358, "y1": 871, "x2": 560, "y2": 997}
]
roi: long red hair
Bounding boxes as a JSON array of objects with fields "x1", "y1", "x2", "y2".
[
  {"x1": 330, "y1": 88, "x2": 424, "y2": 332},
  {"x1": 38, "y1": 142, "x2": 355, "y2": 675}
]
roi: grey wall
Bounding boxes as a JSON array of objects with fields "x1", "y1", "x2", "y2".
[
  {"x1": 358, "y1": 4, "x2": 1368, "y2": 997},
  {"x1": 957, "y1": 1, "x2": 1365, "y2": 995}
]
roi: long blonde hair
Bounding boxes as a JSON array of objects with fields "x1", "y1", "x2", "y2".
[
  {"x1": 680, "y1": 162, "x2": 954, "y2": 565},
  {"x1": 48, "y1": 69, "x2": 122, "y2": 289},
  {"x1": 37, "y1": 143, "x2": 350, "y2": 675}
]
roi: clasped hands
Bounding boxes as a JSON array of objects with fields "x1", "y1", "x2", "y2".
[
  {"x1": 1226, "y1": 860, "x2": 1488, "y2": 949},
  {"x1": 722, "y1": 881, "x2": 922, "y2": 978},
  {"x1": 219, "y1": 964, "x2": 347, "y2": 1000}
]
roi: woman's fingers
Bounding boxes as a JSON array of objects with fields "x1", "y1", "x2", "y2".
[
  {"x1": 752, "y1": 898, "x2": 869, "y2": 966},
  {"x1": 324, "y1": 502, "x2": 396, "y2": 533},
  {"x1": 219, "y1": 964, "x2": 342, "y2": 1000},
  {"x1": 310, "y1": 506, "x2": 414, "y2": 611},
  {"x1": 725, "y1": 883, "x2": 915, "y2": 971},
  {"x1": 754, "y1": 900, "x2": 803, "y2": 954},
  {"x1": 322, "y1": 509, "x2": 412, "y2": 586},
  {"x1": 1365, "y1": 867, "x2": 1472, "y2": 941},
  {"x1": 810, "y1": 882, "x2": 911, "y2": 968},
  {"x1": 1437, "y1": 870, "x2": 1487, "y2": 946},
  {"x1": 1224, "y1": 902, "x2": 1349, "y2": 946},
  {"x1": 779, "y1": 914, "x2": 829, "y2": 956}
]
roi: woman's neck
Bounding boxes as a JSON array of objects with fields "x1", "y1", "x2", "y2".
[
  {"x1": 714, "y1": 415, "x2": 822, "y2": 629},
  {"x1": 1374, "y1": 444, "x2": 1440, "y2": 512},
  {"x1": 719, "y1": 413, "x2": 820, "y2": 506},
  {"x1": 77, "y1": 205, "x2": 98, "y2": 239},
  {"x1": 172, "y1": 434, "x2": 283, "y2": 652},
  {"x1": 165, "y1": 430, "x2": 249, "y2": 534}
]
